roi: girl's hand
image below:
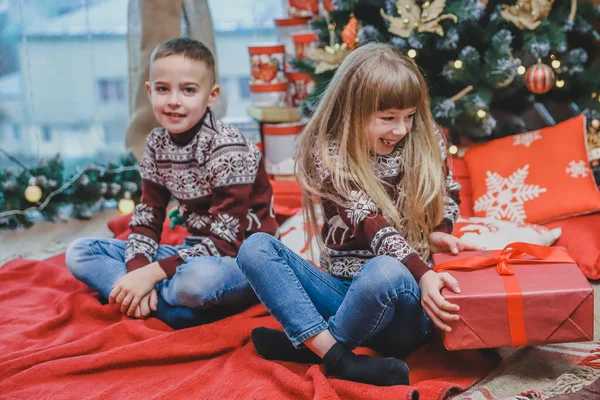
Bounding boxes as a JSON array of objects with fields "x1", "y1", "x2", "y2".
[
  {"x1": 430, "y1": 231, "x2": 485, "y2": 254},
  {"x1": 419, "y1": 270, "x2": 461, "y2": 332},
  {"x1": 109, "y1": 262, "x2": 166, "y2": 316}
]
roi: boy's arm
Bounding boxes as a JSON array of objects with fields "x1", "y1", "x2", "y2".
[
  {"x1": 124, "y1": 134, "x2": 171, "y2": 272},
  {"x1": 432, "y1": 125, "x2": 461, "y2": 234},
  {"x1": 156, "y1": 140, "x2": 261, "y2": 278}
]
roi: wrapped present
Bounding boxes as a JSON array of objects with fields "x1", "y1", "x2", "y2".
[{"x1": 432, "y1": 243, "x2": 594, "y2": 351}]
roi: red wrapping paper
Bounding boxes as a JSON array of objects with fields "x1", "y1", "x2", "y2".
[{"x1": 432, "y1": 243, "x2": 594, "y2": 350}]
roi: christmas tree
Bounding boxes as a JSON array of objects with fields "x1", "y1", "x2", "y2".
[{"x1": 294, "y1": 0, "x2": 600, "y2": 142}]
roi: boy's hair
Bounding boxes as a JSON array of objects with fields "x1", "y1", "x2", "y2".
[
  {"x1": 150, "y1": 37, "x2": 216, "y2": 83},
  {"x1": 296, "y1": 43, "x2": 445, "y2": 261}
]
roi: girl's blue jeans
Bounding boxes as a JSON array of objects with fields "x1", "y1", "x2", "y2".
[
  {"x1": 65, "y1": 237, "x2": 257, "y2": 329},
  {"x1": 237, "y1": 233, "x2": 432, "y2": 357}
]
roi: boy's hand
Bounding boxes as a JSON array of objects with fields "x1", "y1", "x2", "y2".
[
  {"x1": 131, "y1": 289, "x2": 159, "y2": 319},
  {"x1": 430, "y1": 231, "x2": 485, "y2": 254},
  {"x1": 419, "y1": 270, "x2": 461, "y2": 332},
  {"x1": 109, "y1": 262, "x2": 167, "y2": 316}
]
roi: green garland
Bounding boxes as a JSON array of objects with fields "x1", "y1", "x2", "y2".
[{"x1": 0, "y1": 153, "x2": 141, "y2": 230}]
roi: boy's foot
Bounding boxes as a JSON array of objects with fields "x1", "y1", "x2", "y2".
[
  {"x1": 323, "y1": 342, "x2": 410, "y2": 386},
  {"x1": 252, "y1": 327, "x2": 321, "y2": 364}
]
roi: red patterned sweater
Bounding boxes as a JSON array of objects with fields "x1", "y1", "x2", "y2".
[
  {"x1": 317, "y1": 127, "x2": 461, "y2": 282},
  {"x1": 125, "y1": 110, "x2": 278, "y2": 278}
]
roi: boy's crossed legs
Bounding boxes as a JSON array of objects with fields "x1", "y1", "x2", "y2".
[{"x1": 66, "y1": 238, "x2": 257, "y2": 328}]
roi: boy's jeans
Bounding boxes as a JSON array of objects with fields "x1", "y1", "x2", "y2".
[
  {"x1": 237, "y1": 233, "x2": 433, "y2": 357},
  {"x1": 66, "y1": 237, "x2": 257, "y2": 329}
]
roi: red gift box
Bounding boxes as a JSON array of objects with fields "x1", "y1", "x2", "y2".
[{"x1": 432, "y1": 243, "x2": 594, "y2": 351}]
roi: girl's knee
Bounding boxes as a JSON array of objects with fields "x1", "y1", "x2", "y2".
[
  {"x1": 355, "y1": 256, "x2": 419, "y2": 299},
  {"x1": 237, "y1": 232, "x2": 279, "y2": 272}
]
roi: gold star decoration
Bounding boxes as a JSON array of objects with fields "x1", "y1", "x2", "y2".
[
  {"x1": 305, "y1": 43, "x2": 351, "y2": 74},
  {"x1": 500, "y1": 0, "x2": 555, "y2": 30},
  {"x1": 380, "y1": 0, "x2": 457, "y2": 38}
]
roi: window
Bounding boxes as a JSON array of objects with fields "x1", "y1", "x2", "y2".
[
  {"x1": 12, "y1": 124, "x2": 20, "y2": 140},
  {"x1": 97, "y1": 78, "x2": 126, "y2": 104},
  {"x1": 238, "y1": 77, "x2": 251, "y2": 99},
  {"x1": 42, "y1": 126, "x2": 51, "y2": 142}
]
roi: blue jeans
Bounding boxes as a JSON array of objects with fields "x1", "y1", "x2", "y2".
[
  {"x1": 237, "y1": 233, "x2": 432, "y2": 357},
  {"x1": 65, "y1": 237, "x2": 257, "y2": 329}
]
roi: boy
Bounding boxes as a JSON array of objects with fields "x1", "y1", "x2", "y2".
[{"x1": 66, "y1": 38, "x2": 278, "y2": 328}]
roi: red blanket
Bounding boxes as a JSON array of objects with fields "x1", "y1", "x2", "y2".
[{"x1": 0, "y1": 219, "x2": 497, "y2": 399}]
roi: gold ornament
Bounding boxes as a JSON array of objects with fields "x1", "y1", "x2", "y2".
[
  {"x1": 24, "y1": 183, "x2": 42, "y2": 203},
  {"x1": 380, "y1": 0, "x2": 457, "y2": 38},
  {"x1": 342, "y1": 16, "x2": 359, "y2": 50},
  {"x1": 305, "y1": 43, "x2": 350, "y2": 74},
  {"x1": 592, "y1": 119, "x2": 600, "y2": 129},
  {"x1": 500, "y1": 0, "x2": 554, "y2": 30},
  {"x1": 118, "y1": 191, "x2": 136, "y2": 215}
]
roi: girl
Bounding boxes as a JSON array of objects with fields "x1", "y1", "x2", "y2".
[{"x1": 237, "y1": 43, "x2": 476, "y2": 386}]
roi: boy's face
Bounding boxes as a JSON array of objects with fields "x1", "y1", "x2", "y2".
[{"x1": 146, "y1": 55, "x2": 220, "y2": 134}]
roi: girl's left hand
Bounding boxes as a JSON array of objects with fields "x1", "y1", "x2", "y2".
[{"x1": 430, "y1": 231, "x2": 485, "y2": 254}]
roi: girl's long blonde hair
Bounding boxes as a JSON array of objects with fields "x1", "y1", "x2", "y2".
[{"x1": 296, "y1": 43, "x2": 445, "y2": 260}]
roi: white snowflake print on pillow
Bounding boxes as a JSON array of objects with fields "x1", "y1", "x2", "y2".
[{"x1": 473, "y1": 165, "x2": 547, "y2": 223}]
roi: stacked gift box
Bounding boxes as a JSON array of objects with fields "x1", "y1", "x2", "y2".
[{"x1": 246, "y1": 1, "x2": 328, "y2": 180}]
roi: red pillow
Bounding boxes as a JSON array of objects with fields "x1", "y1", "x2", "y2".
[
  {"x1": 465, "y1": 115, "x2": 600, "y2": 224},
  {"x1": 543, "y1": 212, "x2": 600, "y2": 280}
]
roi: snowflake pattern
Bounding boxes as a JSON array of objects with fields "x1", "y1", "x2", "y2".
[
  {"x1": 210, "y1": 214, "x2": 240, "y2": 242},
  {"x1": 130, "y1": 204, "x2": 154, "y2": 226},
  {"x1": 370, "y1": 226, "x2": 414, "y2": 258},
  {"x1": 565, "y1": 160, "x2": 590, "y2": 178},
  {"x1": 513, "y1": 131, "x2": 542, "y2": 148},
  {"x1": 345, "y1": 190, "x2": 379, "y2": 225},
  {"x1": 125, "y1": 233, "x2": 158, "y2": 263},
  {"x1": 443, "y1": 196, "x2": 460, "y2": 224},
  {"x1": 187, "y1": 213, "x2": 212, "y2": 230},
  {"x1": 312, "y1": 125, "x2": 460, "y2": 276},
  {"x1": 474, "y1": 165, "x2": 547, "y2": 223},
  {"x1": 178, "y1": 245, "x2": 211, "y2": 260},
  {"x1": 140, "y1": 111, "x2": 258, "y2": 199},
  {"x1": 321, "y1": 249, "x2": 374, "y2": 278}
]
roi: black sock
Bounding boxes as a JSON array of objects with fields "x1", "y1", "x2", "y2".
[
  {"x1": 322, "y1": 342, "x2": 410, "y2": 386},
  {"x1": 251, "y1": 327, "x2": 321, "y2": 364}
]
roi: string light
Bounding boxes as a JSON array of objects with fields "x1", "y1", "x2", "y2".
[
  {"x1": 551, "y1": 59, "x2": 561, "y2": 69},
  {"x1": 118, "y1": 191, "x2": 136, "y2": 215},
  {"x1": 517, "y1": 65, "x2": 526, "y2": 75},
  {"x1": 407, "y1": 48, "x2": 417, "y2": 58},
  {"x1": 0, "y1": 164, "x2": 139, "y2": 219},
  {"x1": 555, "y1": 79, "x2": 565, "y2": 88},
  {"x1": 24, "y1": 177, "x2": 42, "y2": 203},
  {"x1": 453, "y1": 60, "x2": 463, "y2": 69},
  {"x1": 476, "y1": 109, "x2": 487, "y2": 119},
  {"x1": 448, "y1": 145, "x2": 459, "y2": 155}
]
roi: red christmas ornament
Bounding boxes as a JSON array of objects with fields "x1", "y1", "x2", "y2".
[
  {"x1": 342, "y1": 16, "x2": 359, "y2": 50},
  {"x1": 525, "y1": 61, "x2": 555, "y2": 94}
]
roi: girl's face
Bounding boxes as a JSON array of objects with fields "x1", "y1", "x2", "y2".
[{"x1": 366, "y1": 108, "x2": 416, "y2": 155}]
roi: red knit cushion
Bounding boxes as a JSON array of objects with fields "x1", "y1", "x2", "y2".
[
  {"x1": 544, "y1": 212, "x2": 600, "y2": 280},
  {"x1": 465, "y1": 115, "x2": 600, "y2": 224}
]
